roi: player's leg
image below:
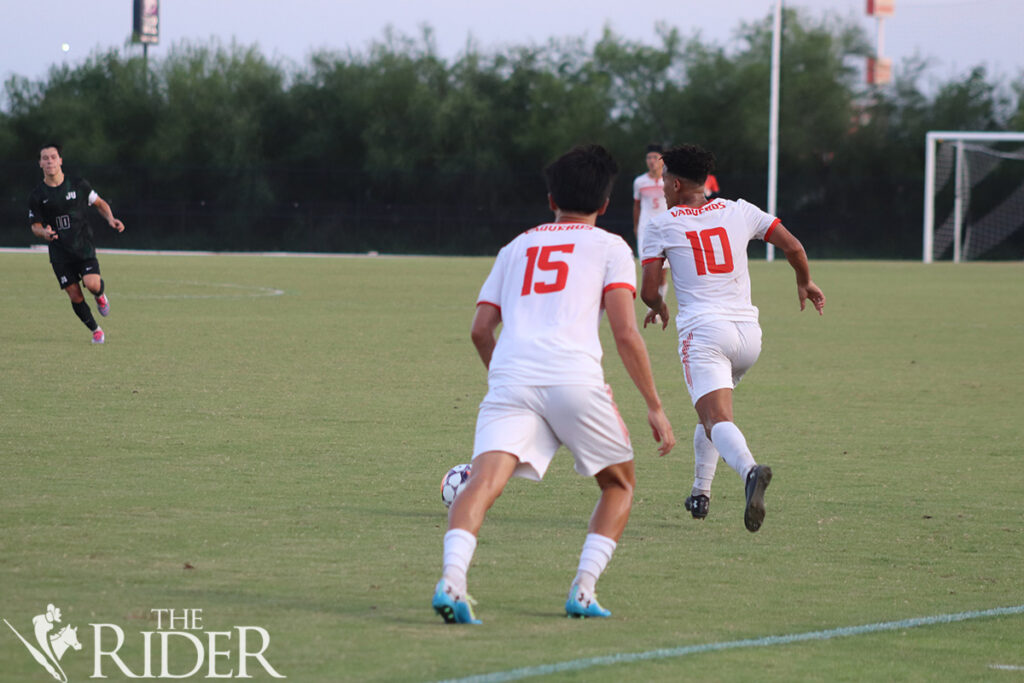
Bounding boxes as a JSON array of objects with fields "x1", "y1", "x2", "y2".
[
  {"x1": 435, "y1": 386, "x2": 558, "y2": 624},
  {"x1": 565, "y1": 460, "x2": 634, "y2": 618},
  {"x1": 686, "y1": 423, "x2": 718, "y2": 519},
  {"x1": 685, "y1": 322, "x2": 768, "y2": 529},
  {"x1": 57, "y1": 264, "x2": 102, "y2": 342},
  {"x1": 546, "y1": 385, "x2": 634, "y2": 618},
  {"x1": 82, "y1": 263, "x2": 109, "y2": 317},
  {"x1": 434, "y1": 451, "x2": 518, "y2": 625}
]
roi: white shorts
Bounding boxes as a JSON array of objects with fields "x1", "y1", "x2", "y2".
[
  {"x1": 678, "y1": 321, "x2": 762, "y2": 405},
  {"x1": 473, "y1": 384, "x2": 634, "y2": 481}
]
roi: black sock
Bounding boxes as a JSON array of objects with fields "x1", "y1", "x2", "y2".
[
  {"x1": 96, "y1": 279, "x2": 105, "y2": 297},
  {"x1": 72, "y1": 300, "x2": 98, "y2": 331}
]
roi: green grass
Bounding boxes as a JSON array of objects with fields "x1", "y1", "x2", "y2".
[{"x1": 1, "y1": 252, "x2": 1022, "y2": 682}]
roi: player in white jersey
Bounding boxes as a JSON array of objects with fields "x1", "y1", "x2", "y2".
[
  {"x1": 433, "y1": 145, "x2": 675, "y2": 625},
  {"x1": 632, "y1": 144, "x2": 670, "y2": 311},
  {"x1": 640, "y1": 144, "x2": 825, "y2": 532}
]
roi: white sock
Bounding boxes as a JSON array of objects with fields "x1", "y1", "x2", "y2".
[
  {"x1": 692, "y1": 423, "x2": 719, "y2": 496},
  {"x1": 441, "y1": 528, "x2": 477, "y2": 597},
  {"x1": 709, "y1": 421, "x2": 756, "y2": 482},
  {"x1": 572, "y1": 533, "x2": 617, "y2": 596}
]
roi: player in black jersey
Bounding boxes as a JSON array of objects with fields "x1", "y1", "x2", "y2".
[{"x1": 29, "y1": 143, "x2": 125, "y2": 344}]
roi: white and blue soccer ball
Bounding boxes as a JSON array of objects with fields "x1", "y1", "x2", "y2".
[{"x1": 440, "y1": 464, "x2": 472, "y2": 508}]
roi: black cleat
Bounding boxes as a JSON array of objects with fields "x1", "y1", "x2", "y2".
[
  {"x1": 684, "y1": 494, "x2": 710, "y2": 519},
  {"x1": 744, "y1": 465, "x2": 772, "y2": 532}
]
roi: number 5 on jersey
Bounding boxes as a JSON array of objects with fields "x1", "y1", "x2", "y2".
[
  {"x1": 522, "y1": 244, "x2": 575, "y2": 295},
  {"x1": 685, "y1": 227, "x2": 734, "y2": 275}
]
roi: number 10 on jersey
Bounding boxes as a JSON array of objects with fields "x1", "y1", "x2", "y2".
[
  {"x1": 522, "y1": 244, "x2": 574, "y2": 295},
  {"x1": 685, "y1": 228, "x2": 734, "y2": 275}
]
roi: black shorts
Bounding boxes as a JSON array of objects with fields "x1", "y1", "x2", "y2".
[{"x1": 51, "y1": 258, "x2": 101, "y2": 289}]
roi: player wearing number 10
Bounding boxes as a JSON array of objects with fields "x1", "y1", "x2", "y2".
[
  {"x1": 29, "y1": 143, "x2": 125, "y2": 344},
  {"x1": 432, "y1": 145, "x2": 675, "y2": 625},
  {"x1": 640, "y1": 144, "x2": 825, "y2": 531}
]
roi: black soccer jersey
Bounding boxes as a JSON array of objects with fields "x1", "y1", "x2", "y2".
[{"x1": 28, "y1": 177, "x2": 99, "y2": 263}]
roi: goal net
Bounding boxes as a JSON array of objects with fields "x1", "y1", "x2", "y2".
[{"x1": 923, "y1": 131, "x2": 1024, "y2": 262}]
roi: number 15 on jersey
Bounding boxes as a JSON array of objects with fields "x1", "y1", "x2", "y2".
[{"x1": 522, "y1": 244, "x2": 574, "y2": 295}]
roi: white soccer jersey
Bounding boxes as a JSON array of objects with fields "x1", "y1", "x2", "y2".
[
  {"x1": 640, "y1": 198, "x2": 780, "y2": 334},
  {"x1": 633, "y1": 173, "x2": 666, "y2": 236},
  {"x1": 477, "y1": 223, "x2": 636, "y2": 387}
]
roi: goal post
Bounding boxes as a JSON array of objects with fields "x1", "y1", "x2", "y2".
[{"x1": 923, "y1": 131, "x2": 1024, "y2": 263}]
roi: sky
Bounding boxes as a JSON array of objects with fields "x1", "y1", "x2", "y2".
[{"x1": 2, "y1": 0, "x2": 1021, "y2": 88}]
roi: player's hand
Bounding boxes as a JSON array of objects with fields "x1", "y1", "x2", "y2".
[
  {"x1": 799, "y1": 281, "x2": 825, "y2": 315},
  {"x1": 647, "y1": 408, "x2": 675, "y2": 456},
  {"x1": 110, "y1": 218, "x2": 125, "y2": 233},
  {"x1": 42, "y1": 226, "x2": 58, "y2": 242},
  {"x1": 643, "y1": 302, "x2": 670, "y2": 330}
]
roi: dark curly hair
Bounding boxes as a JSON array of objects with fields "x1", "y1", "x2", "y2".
[{"x1": 661, "y1": 144, "x2": 715, "y2": 184}]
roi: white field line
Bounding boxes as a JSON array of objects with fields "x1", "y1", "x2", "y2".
[
  {"x1": 0, "y1": 246, "x2": 438, "y2": 258},
  {"x1": 434, "y1": 604, "x2": 1024, "y2": 683}
]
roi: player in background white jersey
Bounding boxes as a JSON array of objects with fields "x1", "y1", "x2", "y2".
[
  {"x1": 640, "y1": 144, "x2": 825, "y2": 532},
  {"x1": 433, "y1": 145, "x2": 675, "y2": 625},
  {"x1": 632, "y1": 144, "x2": 669, "y2": 314}
]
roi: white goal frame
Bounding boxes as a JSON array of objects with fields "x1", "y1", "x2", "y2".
[{"x1": 923, "y1": 131, "x2": 1024, "y2": 263}]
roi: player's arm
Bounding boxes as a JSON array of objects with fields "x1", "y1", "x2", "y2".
[
  {"x1": 91, "y1": 196, "x2": 125, "y2": 232},
  {"x1": 632, "y1": 199, "x2": 641, "y2": 233},
  {"x1": 470, "y1": 303, "x2": 501, "y2": 369},
  {"x1": 28, "y1": 200, "x2": 57, "y2": 242},
  {"x1": 766, "y1": 223, "x2": 825, "y2": 315},
  {"x1": 604, "y1": 287, "x2": 675, "y2": 456},
  {"x1": 31, "y1": 221, "x2": 58, "y2": 242},
  {"x1": 639, "y1": 260, "x2": 670, "y2": 329}
]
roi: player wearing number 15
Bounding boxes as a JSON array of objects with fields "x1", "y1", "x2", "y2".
[
  {"x1": 29, "y1": 143, "x2": 125, "y2": 344},
  {"x1": 432, "y1": 145, "x2": 675, "y2": 625},
  {"x1": 640, "y1": 144, "x2": 825, "y2": 532}
]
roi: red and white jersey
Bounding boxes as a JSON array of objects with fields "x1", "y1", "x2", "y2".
[
  {"x1": 640, "y1": 198, "x2": 780, "y2": 334},
  {"x1": 477, "y1": 223, "x2": 636, "y2": 387},
  {"x1": 633, "y1": 173, "x2": 666, "y2": 234}
]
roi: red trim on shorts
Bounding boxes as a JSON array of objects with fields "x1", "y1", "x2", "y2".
[
  {"x1": 641, "y1": 257, "x2": 665, "y2": 266},
  {"x1": 604, "y1": 385, "x2": 630, "y2": 442},
  {"x1": 476, "y1": 300, "x2": 500, "y2": 311},
  {"x1": 603, "y1": 282, "x2": 636, "y2": 297},
  {"x1": 764, "y1": 218, "x2": 781, "y2": 241},
  {"x1": 681, "y1": 331, "x2": 694, "y2": 388}
]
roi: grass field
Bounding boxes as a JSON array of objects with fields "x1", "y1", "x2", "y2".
[{"x1": 1, "y1": 250, "x2": 1022, "y2": 682}]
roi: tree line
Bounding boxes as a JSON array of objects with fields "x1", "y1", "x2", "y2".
[{"x1": 2, "y1": 9, "x2": 1022, "y2": 257}]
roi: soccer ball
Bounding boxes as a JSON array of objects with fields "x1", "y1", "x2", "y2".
[{"x1": 440, "y1": 464, "x2": 472, "y2": 508}]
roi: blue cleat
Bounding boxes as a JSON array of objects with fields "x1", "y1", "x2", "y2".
[
  {"x1": 744, "y1": 465, "x2": 772, "y2": 532},
  {"x1": 565, "y1": 584, "x2": 611, "y2": 618},
  {"x1": 432, "y1": 579, "x2": 482, "y2": 625}
]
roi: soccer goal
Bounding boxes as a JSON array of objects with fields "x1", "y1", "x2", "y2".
[{"x1": 923, "y1": 131, "x2": 1024, "y2": 262}]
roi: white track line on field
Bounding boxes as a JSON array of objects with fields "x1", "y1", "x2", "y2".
[
  {"x1": 990, "y1": 664, "x2": 1024, "y2": 671},
  {"x1": 119, "y1": 280, "x2": 286, "y2": 299},
  {"x1": 434, "y1": 604, "x2": 1024, "y2": 683},
  {"x1": 0, "y1": 246, "x2": 431, "y2": 259}
]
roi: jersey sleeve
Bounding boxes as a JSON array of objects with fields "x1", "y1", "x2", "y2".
[
  {"x1": 604, "y1": 237, "x2": 637, "y2": 295},
  {"x1": 476, "y1": 245, "x2": 509, "y2": 310},
  {"x1": 77, "y1": 178, "x2": 99, "y2": 206},
  {"x1": 28, "y1": 192, "x2": 42, "y2": 226},
  {"x1": 632, "y1": 176, "x2": 642, "y2": 201},
  {"x1": 736, "y1": 199, "x2": 781, "y2": 241}
]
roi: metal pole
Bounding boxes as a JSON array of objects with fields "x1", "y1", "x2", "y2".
[
  {"x1": 922, "y1": 133, "x2": 936, "y2": 263},
  {"x1": 766, "y1": 0, "x2": 782, "y2": 262}
]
